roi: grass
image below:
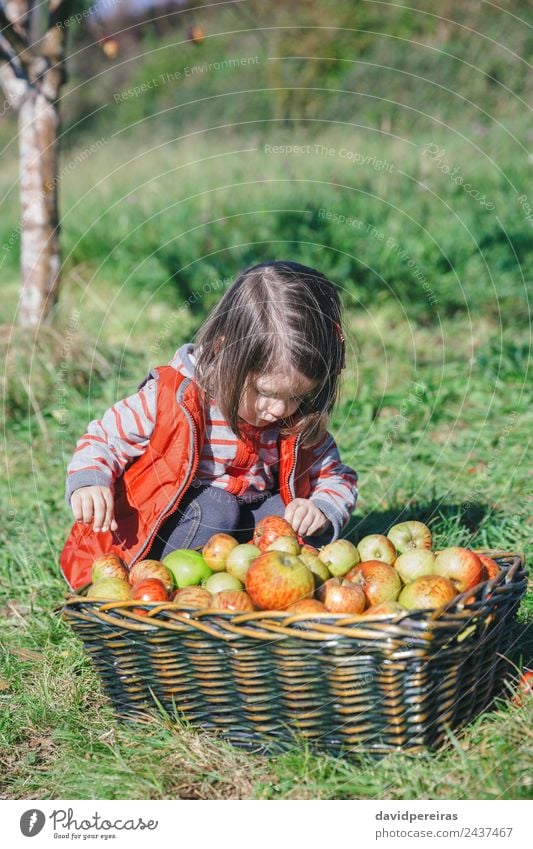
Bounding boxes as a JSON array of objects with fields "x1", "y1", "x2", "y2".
[
  {"x1": 1, "y1": 274, "x2": 531, "y2": 799},
  {"x1": 1, "y1": 0, "x2": 532, "y2": 800}
]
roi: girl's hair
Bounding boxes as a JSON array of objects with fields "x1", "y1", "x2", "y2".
[{"x1": 194, "y1": 260, "x2": 345, "y2": 446}]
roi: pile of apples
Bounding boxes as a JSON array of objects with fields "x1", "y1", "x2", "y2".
[{"x1": 84, "y1": 516, "x2": 503, "y2": 617}]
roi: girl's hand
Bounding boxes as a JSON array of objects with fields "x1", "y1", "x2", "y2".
[
  {"x1": 284, "y1": 498, "x2": 330, "y2": 537},
  {"x1": 71, "y1": 485, "x2": 118, "y2": 534}
]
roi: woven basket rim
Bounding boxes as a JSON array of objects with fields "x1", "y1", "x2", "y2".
[{"x1": 61, "y1": 549, "x2": 527, "y2": 639}]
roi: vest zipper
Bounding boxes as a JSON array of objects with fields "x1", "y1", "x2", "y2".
[
  {"x1": 285, "y1": 433, "x2": 301, "y2": 501},
  {"x1": 131, "y1": 379, "x2": 199, "y2": 564}
]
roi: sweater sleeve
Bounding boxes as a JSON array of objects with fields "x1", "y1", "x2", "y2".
[
  {"x1": 65, "y1": 379, "x2": 158, "y2": 506},
  {"x1": 306, "y1": 432, "x2": 358, "y2": 540}
]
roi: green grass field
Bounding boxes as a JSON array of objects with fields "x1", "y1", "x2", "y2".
[
  {"x1": 0, "y1": 0, "x2": 532, "y2": 800},
  {"x1": 1, "y1": 257, "x2": 531, "y2": 798}
]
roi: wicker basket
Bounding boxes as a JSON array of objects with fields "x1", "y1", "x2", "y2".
[{"x1": 61, "y1": 550, "x2": 527, "y2": 755}]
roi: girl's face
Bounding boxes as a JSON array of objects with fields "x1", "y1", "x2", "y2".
[{"x1": 238, "y1": 369, "x2": 319, "y2": 427}]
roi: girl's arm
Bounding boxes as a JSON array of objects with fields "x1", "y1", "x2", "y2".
[
  {"x1": 65, "y1": 379, "x2": 158, "y2": 505},
  {"x1": 306, "y1": 432, "x2": 358, "y2": 539}
]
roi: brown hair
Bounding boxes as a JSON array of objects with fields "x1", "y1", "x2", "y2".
[{"x1": 194, "y1": 260, "x2": 345, "y2": 446}]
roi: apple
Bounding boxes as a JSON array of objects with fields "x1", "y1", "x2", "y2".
[
  {"x1": 202, "y1": 533, "x2": 239, "y2": 572},
  {"x1": 434, "y1": 547, "x2": 484, "y2": 592},
  {"x1": 387, "y1": 521, "x2": 432, "y2": 553},
  {"x1": 131, "y1": 578, "x2": 168, "y2": 605},
  {"x1": 171, "y1": 586, "x2": 213, "y2": 609},
  {"x1": 298, "y1": 551, "x2": 330, "y2": 587},
  {"x1": 345, "y1": 560, "x2": 401, "y2": 606},
  {"x1": 266, "y1": 536, "x2": 301, "y2": 555},
  {"x1": 128, "y1": 559, "x2": 175, "y2": 593},
  {"x1": 512, "y1": 670, "x2": 533, "y2": 707},
  {"x1": 204, "y1": 572, "x2": 243, "y2": 594},
  {"x1": 317, "y1": 578, "x2": 366, "y2": 614},
  {"x1": 394, "y1": 549, "x2": 436, "y2": 583},
  {"x1": 398, "y1": 575, "x2": 457, "y2": 611},
  {"x1": 130, "y1": 577, "x2": 168, "y2": 616},
  {"x1": 253, "y1": 515, "x2": 298, "y2": 552},
  {"x1": 163, "y1": 549, "x2": 213, "y2": 588},
  {"x1": 300, "y1": 544, "x2": 319, "y2": 557},
  {"x1": 245, "y1": 551, "x2": 314, "y2": 610},
  {"x1": 211, "y1": 590, "x2": 255, "y2": 612},
  {"x1": 357, "y1": 534, "x2": 397, "y2": 565},
  {"x1": 226, "y1": 543, "x2": 261, "y2": 582},
  {"x1": 478, "y1": 554, "x2": 501, "y2": 581},
  {"x1": 91, "y1": 554, "x2": 128, "y2": 583},
  {"x1": 286, "y1": 599, "x2": 328, "y2": 614},
  {"x1": 87, "y1": 578, "x2": 132, "y2": 601},
  {"x1": 318, "y1": 539, "x2": 360, "y2": 577},
  {"x1": 361, "y1": 600, "x2": 407, "y2": 618}
]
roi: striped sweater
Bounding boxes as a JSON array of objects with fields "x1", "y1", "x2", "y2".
[{"x1": 65, "y1": 344, "x2": 358, "y2": 537}]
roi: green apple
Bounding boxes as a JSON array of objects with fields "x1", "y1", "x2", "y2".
[
  {"x1": 266, "y1": 536, "x2": 301, "y2": 555},
  {"x1": 204, "y1": 572, "x2": 243, "y2": 593},
  {"x1": 299, "y1": 551, "x2": 330, "y2": 587},
  {"x1": 87, "y1": 578, "x2": 132, "y2": 601},
  {"x1": 226, "y1": 543, "x2": 261, "y2": 582},
  {"x1": 163, "y1": 549, "x2": 213, "y2": 588},
  {"x1": 387, "y1": 521, "x2": 432, "y2": 554},
  {"x1": 318, "y1": 539, "x2": 360, "y2": 577},
  {"x1": 357, "y1": 534, "x2": 397, "y2": 565},
  {"x1": 394, "y1": 549, "x2": 436, "y2": 583}
]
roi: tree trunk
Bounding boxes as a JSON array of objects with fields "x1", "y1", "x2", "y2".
[
  {"x1": 0, "y1": 0, "x2": 70, "y2": 327},
  {"x1": 18, "y1": 85, "x2": 61, "y2": 326}
]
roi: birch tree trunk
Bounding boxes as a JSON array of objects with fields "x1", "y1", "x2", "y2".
[{"x1": 0, "y1": 0, "x2": 72, "y2": 327}]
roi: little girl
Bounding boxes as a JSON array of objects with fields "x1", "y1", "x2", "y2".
[{"x1": 60, "y1": 260, "x2": 358, "y2": 589}]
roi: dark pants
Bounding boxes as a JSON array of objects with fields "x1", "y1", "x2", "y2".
[{"x1": 146, "y1": 485, "x2": 334, "y2": 560}]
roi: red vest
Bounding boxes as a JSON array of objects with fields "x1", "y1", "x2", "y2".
[{"x1": 59, "y1": 366, "x2": 312, "y2": 589}]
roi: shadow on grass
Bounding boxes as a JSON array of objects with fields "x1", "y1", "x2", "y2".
[
  {"x1": 508, "y1": 619, "x2": 533, "y2": 671},
  {"x1": 343, "y1": 499, "x2": 493, "y2": 540}
]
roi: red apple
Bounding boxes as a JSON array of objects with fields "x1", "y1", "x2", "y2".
[
  {"x1": 204, "y1": 572, "x2": 243, "y2": 594},
  {"x1": 253, "y1": 516, "x2": 298, "y2": 552},
  {"x1": 91, "y1": 554, "x2": 128, "y2": 583},
  {"x1": 131, "y1": 578, "x2": 169, "y2": 602},
  {"x1": 211, "y1": 590, "x2": 255, "y2": 612},
  {"x1": 434, "y1": 547, "x2": 484, "y2": 592},
  {"x1": 394, "y1": 549, "x2": 436, "y2": 583},
  {"x1": 345, "y1": 560, "x2": 401, "y2": 606},
  {"x1": 245, "y1": 551, "x2": 314, "y2": 610},
  {"x1": 387, "y1": 521, "x2": 432, "y2": 553},
  {"x1": 171, "y1": 586, "x2": 213, "y2": 609},
  {"x1": 357, "y1": 534, "x2": 397, "y2": 565},
  {"x1": 317, "y1": 578, "x2": 366, "y2": 614},
  {"x1": 131, "y1": 578, "x2": 168, "y2": 614},
  {"x1": 478, "y1": 554, "x2": 501, "y2": 581},
  {"x1": 128, "y1": 559, "x2": 175, "y2": 593},
  {"x1": 286, "y1": 599, "x2": 328, "y2": 614},
  {"x1": 318, "y1": 539, "x2": 360, "y2": 577},
  {"x1": 266, "y1": 535, "x2": 301, "y2": 555},
  {"x1": 226, "y1": 543, "x2": 261, "y2": 582},
  {"x1": 87, "y1": 578, "x2": 132, "y2": 601},
  {"x1": 202, "y1": 533, "x2": 239, "y2": 572},
  {"x1": 398, "y1": 575, "x2": 457, "y2": 611},
  {"x1": 512, "y1": 670, "x2": 533, "y2": 707},
  {"x1": 361, "y1": 600, "x2": 407, "y2": 618}
]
